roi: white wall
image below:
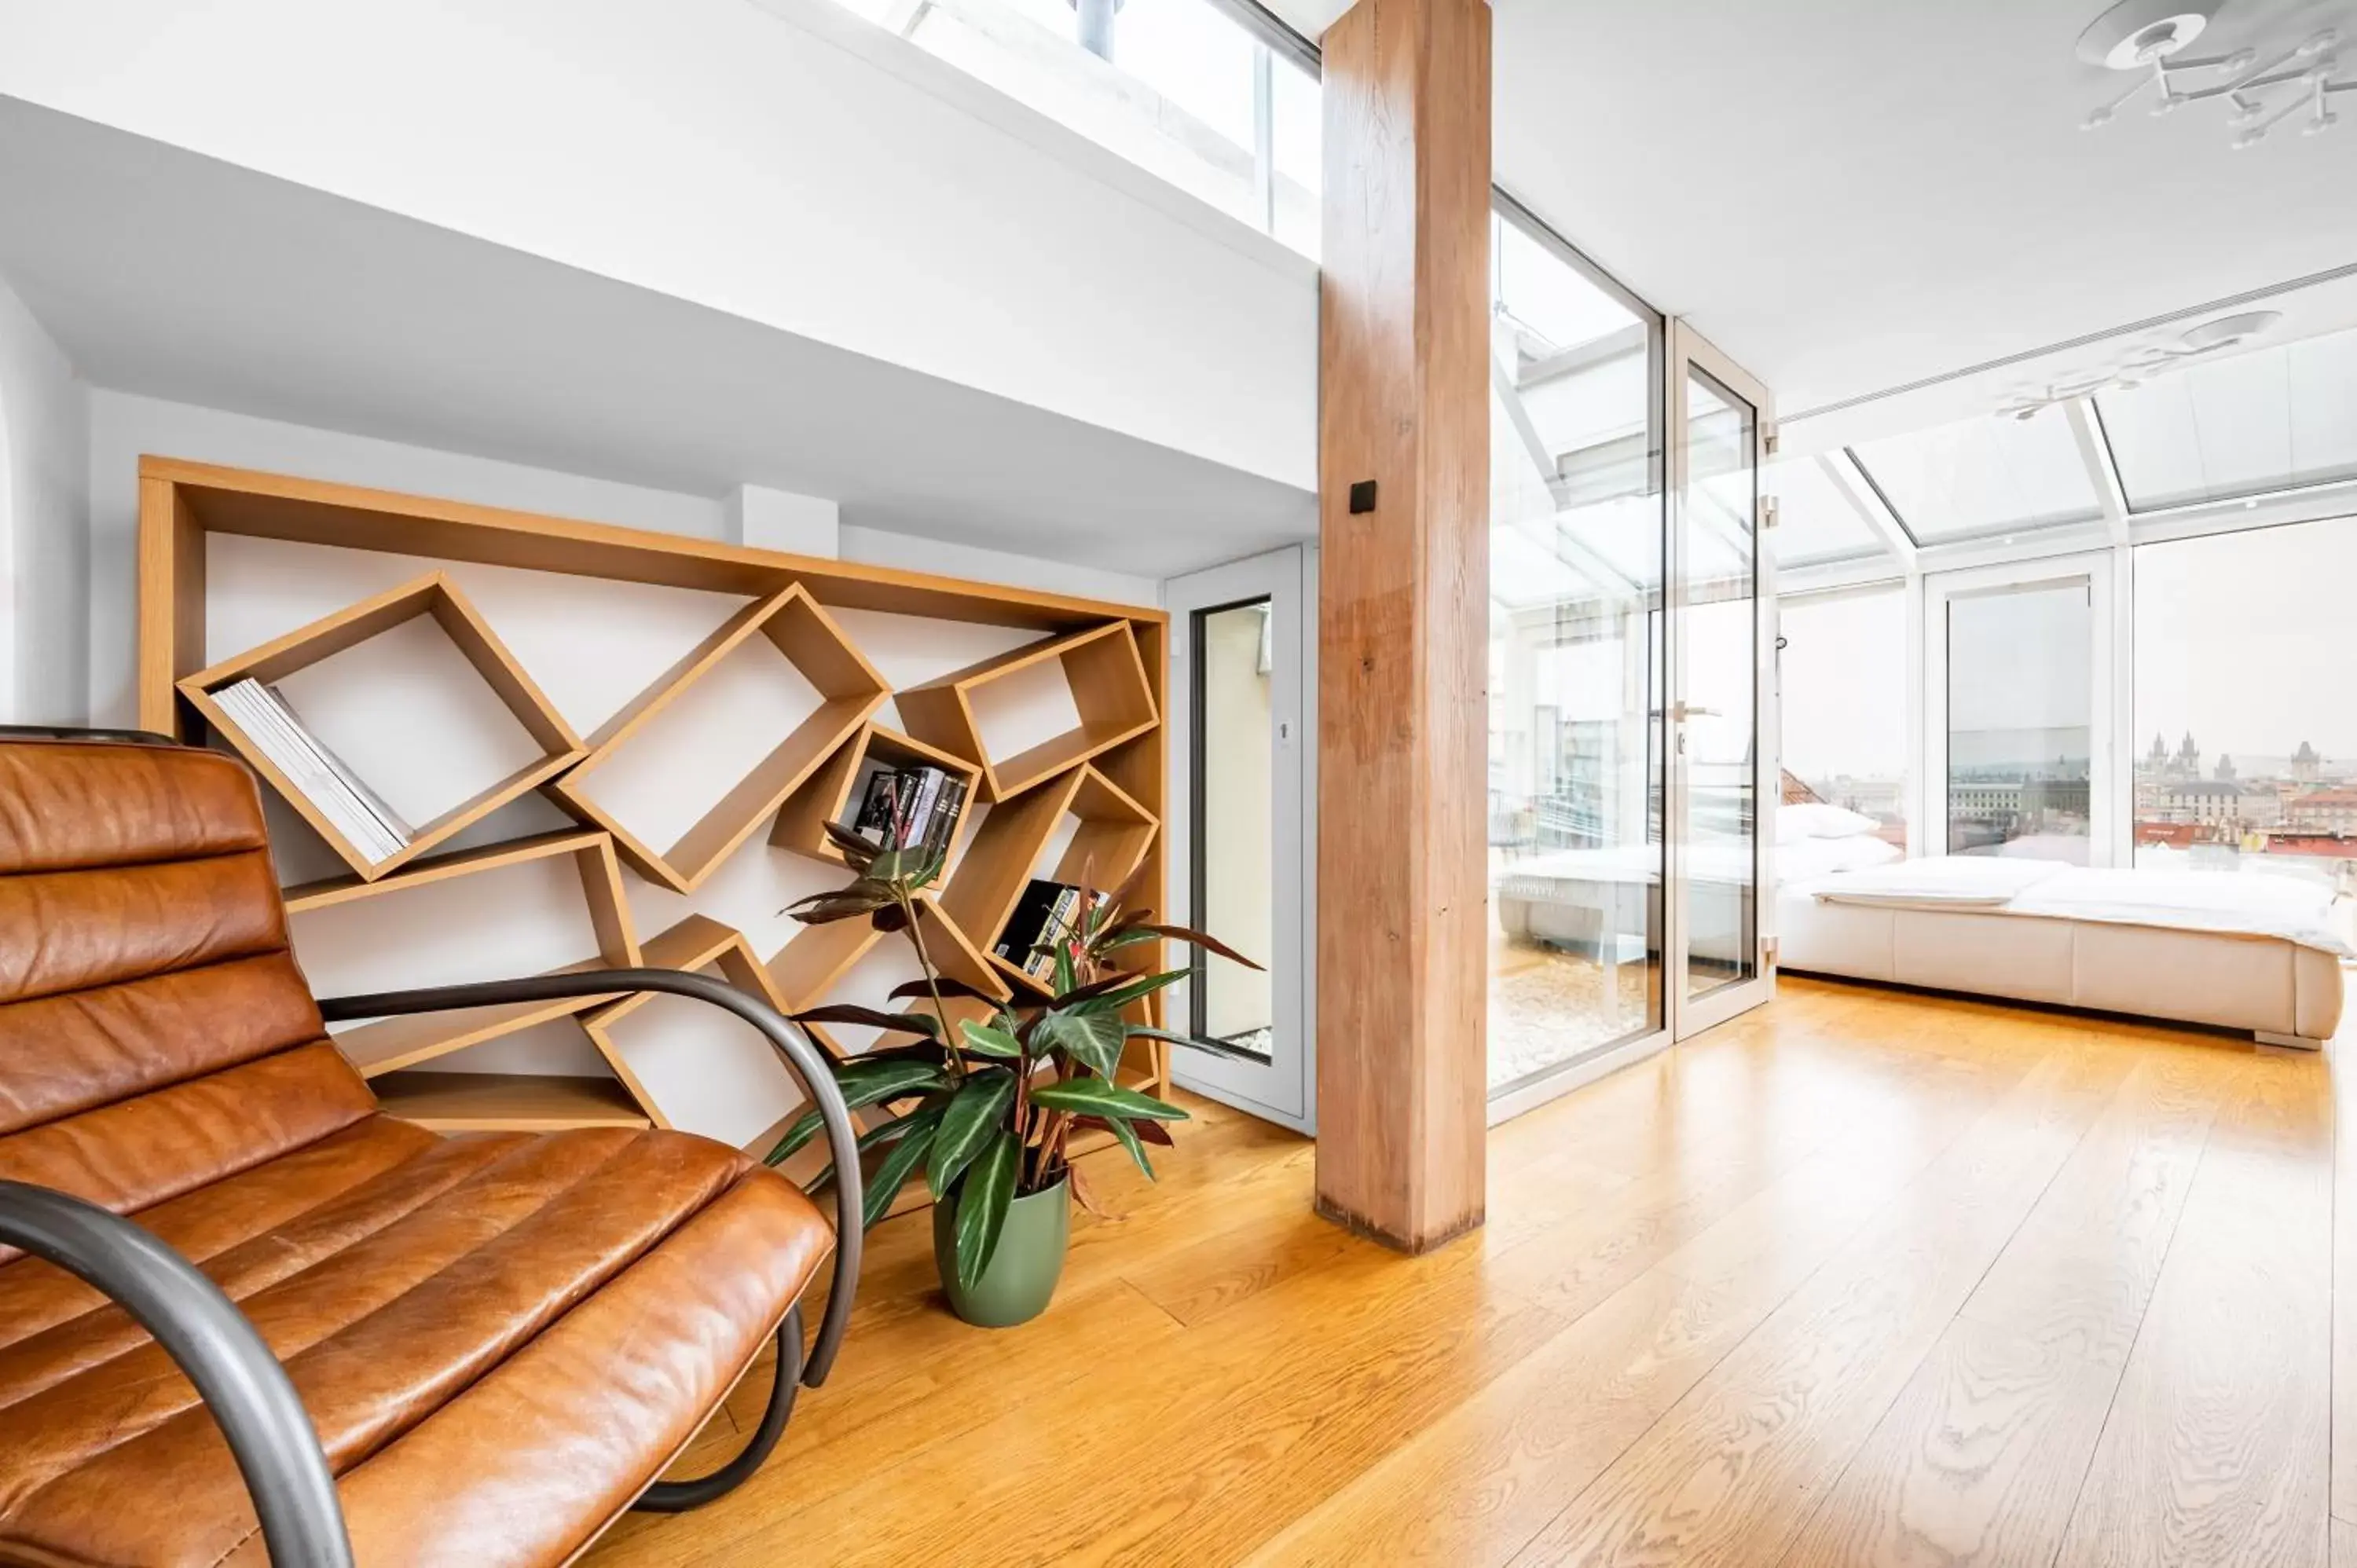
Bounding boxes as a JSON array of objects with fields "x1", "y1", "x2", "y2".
[
  {"x1": 1, "y1": 0, "x2": 1317, "y2": 492},
  {"x1": 0, "y1": 270, "x2": 88, "y2": 724},
  {"x1": 85, "y1": 390, "x2": 1158, "y2": 729}
]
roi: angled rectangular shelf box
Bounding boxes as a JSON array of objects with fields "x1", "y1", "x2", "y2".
[
  {"x1": 897, "y1": 620, "x2": 1157, "y2": 801},
  {"x1": 580, "y1": 914, "x2": 797, "y2": 1134},
  {"x1": 770, "y1": 724, "x2": 982, "y2": 866},
  {"x1": 552, "y1": 584, "x2": 890, "y2": 892},
  {"x1": 939, "y1": 769, "x2": 1088, "y2": 955},
  {"x1": 371, "y1": 1072, "x2": 650, "y2": 1133},
  {"x1": 284, "y1": 830, "x2": 641, "y2": 1082},
  {"x1": 180, "y1": 571, "x2": 584, "y2": 880}
]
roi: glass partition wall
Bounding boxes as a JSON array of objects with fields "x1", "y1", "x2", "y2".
[
  {"x1": 1484, "y1": 203, "x2": 1779, "y2": 1106},
  {"x1": 1486, "y1": 206, "x2": 1666, "y2": 1097}
]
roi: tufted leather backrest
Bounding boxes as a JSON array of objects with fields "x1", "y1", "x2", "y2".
[{"x1": 0, "y1": 738, "x2": 375, "y2": 1236}]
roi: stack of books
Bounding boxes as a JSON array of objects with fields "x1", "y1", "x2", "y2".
[
  {"x1": 214, "y1": 678, "x2": 413, "y2": 865},
  {"x1": 848, "y1": 763, "x2": 966, "y2": 855},
  {"x1": 995, "y1": 877, "x2": 1111, "y2": 981}
]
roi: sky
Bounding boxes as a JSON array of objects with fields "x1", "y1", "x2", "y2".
[{"x1": 2134, "y1": 515, "x2": 2357, "y2": 763}]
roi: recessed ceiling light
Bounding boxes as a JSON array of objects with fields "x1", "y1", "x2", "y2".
[{"x1": 2180, "y1": 310, "x2": 2283, "y2": 351}]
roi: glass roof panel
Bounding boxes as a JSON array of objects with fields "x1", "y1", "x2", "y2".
[
  {"x1": 2097, "y1": 324, "x2": 2357, "y2": 511},
  {"x1": 1762, "y1": 456, "x2": 1886, "y2": 566},
  {"x1": 1849, "y1": 409, "x2": 2102, "y2": 544}
]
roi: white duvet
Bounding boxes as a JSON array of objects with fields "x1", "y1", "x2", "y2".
[{"x1": 1813, "y1": 855, "x2": 2354, "y2": 956}]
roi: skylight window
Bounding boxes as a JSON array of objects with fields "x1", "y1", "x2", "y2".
[
  {"x1": 2097, "y1": 323, "x2": 2357, "y2": 511},
  {"x1": 1761, "y1": 456, "x2": 1887, "y2": 568},
  {"x1": 1849, "y1": 410, "x2": 2102, "y2": 544},
  {"x1": 805, "y1": 0, "x2": 1321, "y2": 258}
]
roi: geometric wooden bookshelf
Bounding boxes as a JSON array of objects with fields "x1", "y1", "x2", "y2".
[
  {"x1": 896, "y1": 619, "x2": 1157, "y2": 800},
  {"x1": 767, "y1": 722, "x2": 982, "y2": 868},
  {"x1": 283, "y1": 829, "x2": 640, "y2": 1081},
  {"x1": 578, "y1": 913, "x2": 794, "y2": 1130},
  {"x1": 549, "y1": 584, "x2": 890, "y2": 894},
  {"x1": 179, "y1": 571, "x2": 585, "y2": 880},
  {"x1": 137, "y1": 455, "x2": 1173, "y2": 1150}
]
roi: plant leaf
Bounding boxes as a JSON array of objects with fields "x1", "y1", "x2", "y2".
[
  {"x1": 1068, "y1": 968, "x2": 1187, "y2": 1016},
  {"x1": 793, "y1": 1003, "x2": 940, "y2": 1037},
  {"x1": 1124, "y1": 1024, "x2": 1265, "y2": 1064},
  {"x1": 953, "y1": 1130, "x2": 1020, "y2": 1291},
  {"x1": 1068, "y1": 1112, "x2": 1173, "y2": 1148},
  {"x1": 805, "y1": 1106, "x2": 935, "y2": 1196},
  {"x1": 1101, "y1": 1113, "x2": 1155, "y2": 1179},
  {"x1": 1030, "y1": 1007, "x2": 1127, "y2": 1078},
  {"x1": 869, "y1": 844, "x2": 946, "y2": 886},
  {"x1": 1113, "y1": 922, "x2": 1264, "y2": 971},
  {"x1": 1091, "y1": 928, "x2": 1164, "y2": 954},
  {"x1": 888, "y1": 976, "x2": 995, "y2": 1004},
  {"x1": 862, "y1": 1113, "x2": 940, "y2": 1229},
  {"x1": 788, "y1": 892, "x2": 894, "y2": 925},
  {"x1": 821, "y1": 820, "x2": 880, "y2": 869},
  {"x1": 927, "y1": 1069, "x2": 1016, "y2": 1199},
  {"x1": 1027, "y1": 1078, "x2": 1190, "y2": 1121},
  {"x1": 765, "y1": 1061, "x2": 950, "y2": 1164},
  {"x1": 958, "y1": 1019, "x2": 1023, "y2": 1059}
]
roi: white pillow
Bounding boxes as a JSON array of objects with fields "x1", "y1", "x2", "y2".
[
  {"x1": 1777, "y1": 833, "x2": 1901, "y2": 883},
  {"x1": 1775, "y1": 801, "x2": 1881, "y2": 844}
]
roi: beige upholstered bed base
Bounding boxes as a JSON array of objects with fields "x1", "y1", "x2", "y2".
[{"x1": 1776, "y1": 892, "x2": 2346, "y2": 1048}]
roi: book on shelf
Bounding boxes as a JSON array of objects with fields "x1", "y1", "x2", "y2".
[
  {"x1": 847, "y1": 764, "x2": 964, "y2": 855},
  {"x1": 993, "y1": 877, "x2": 1112, "y2": 980},
  {"x1": 214, "y1": 677, "x2": 414, "y2": 865}
]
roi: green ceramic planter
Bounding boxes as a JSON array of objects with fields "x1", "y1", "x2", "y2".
[{"x1": 933, "y1": 1176, "x2": 1069, "y2": 1328}]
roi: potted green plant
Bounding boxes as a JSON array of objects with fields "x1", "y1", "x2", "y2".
[{"x1": 766, "y1": 814, "x2": 1261, "y2": 1328}]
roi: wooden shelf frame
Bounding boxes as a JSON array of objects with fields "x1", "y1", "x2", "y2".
[
  {"x1": 181, "y1": 571, "x2": 584, "y2": 880},
  {"x1": 579, "y1": 914, "x2": 794, "y2": 1130},
  {"x1": 896, "y1": 620, "x2": 1158, "y2": 801},
  {"x1": 763, "y1": 892, "x2": 1011, "y2": 1018},
  {"x1": 768, "y1": 723, "x2": 982, "y2": 869},
  {"x1": 138, "y1": 456, "x2": 1169, "y2": 1136},
  {"x1": 550, "y1": 584, "x2": 889, "y2": 893},
  {"x1": 940, "y1": 762, "x2": 1161, "y2": 998},
  {"x1": 285, "y1": 830, "x2": 641, "y2": 1079},
  {"x1": 371, "y1": 1072, "x2": 649, "y2": 1132}
]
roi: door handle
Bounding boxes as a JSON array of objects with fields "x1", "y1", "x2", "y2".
[{"x1": 1670, "y1": 702, "x2": 1721, "y2": 722}]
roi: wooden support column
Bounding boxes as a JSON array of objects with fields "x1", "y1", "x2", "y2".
[{"x1": 1314, "y1": 0, "x2": 1490, "y2": 1253}]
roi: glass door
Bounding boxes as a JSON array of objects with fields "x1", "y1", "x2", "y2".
[
  {"x1": 1923, "y1": 554, "x2": 2118, "y2": 866},
  {"x1": 1668, "y1": 324, "x2": 1776, "y2": 1036},
  {"x1": 1164, "y1": 546, "x2": 1313, "y2": 1133}
]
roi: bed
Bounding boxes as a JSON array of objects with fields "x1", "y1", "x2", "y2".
[
  {"x1": 1778, "y1": 855, "x2": 2350, "y2": 1047},
  {"x1": 1494, "y1": 802, "x2": 2349, "y2": 1046}
]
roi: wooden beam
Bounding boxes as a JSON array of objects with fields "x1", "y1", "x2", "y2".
[{"x1": 1314, "y1": 0, "x2": 1490, "y2": 1254}]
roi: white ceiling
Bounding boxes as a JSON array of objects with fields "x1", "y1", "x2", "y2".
[
  {"x1": 1275, "y1": 0, "x2": 2357, "y2": 431},
  {"x1": 0, "y1": 97, "x2": 1317, "y2": 577}
]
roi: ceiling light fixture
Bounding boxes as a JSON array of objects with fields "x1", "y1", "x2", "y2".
[
  {"x1": 1996, "y1": 310, "x2": 2282, "y2": 419},
  {"x1": 2078, "y1": 0, "x2": 2348, "y2": 147}
]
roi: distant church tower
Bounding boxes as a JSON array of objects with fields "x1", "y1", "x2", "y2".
[
  {"x1": 2147, "y1": 732, "x2": 2168, "y2": 774},
  {"x1": 2294, "y1": 740, "x2": 2321, "y2": 783},
  {"x1": 2174, "y1": 731, "x2": 2201, "y2": 779},
  {"x1": 2215, "y1": 753, "x2": 2235, "y2": 782}
]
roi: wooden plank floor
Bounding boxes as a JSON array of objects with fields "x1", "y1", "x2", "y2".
[{"x1": 588, "y1": 975, "x2": 2349, "y2": 1567}]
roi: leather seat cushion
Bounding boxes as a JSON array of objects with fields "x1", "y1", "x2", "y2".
[{"x1": 0, "y1": 1118, "x2": 833, "y2": 1567}]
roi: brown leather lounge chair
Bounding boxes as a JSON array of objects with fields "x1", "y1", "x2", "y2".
[{"x1": 0, "y1": 732, "x2": 862, "y2": 1566}]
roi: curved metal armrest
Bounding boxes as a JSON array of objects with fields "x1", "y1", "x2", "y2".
[
  {"x1": 316, "y1": 969, "x2": 863, "y2": 1385},
  {"x1": 0, "y1": 1181, "x2": 354, "y2": 1566}
]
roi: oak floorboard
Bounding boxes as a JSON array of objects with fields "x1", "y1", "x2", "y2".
[
  {"x1": 586, "y1": 980, "x2": 2342, "y2": 1568},
  {"x1": 1501, "y1": 1035, "x2": 2139, "y2": 1568},
  {"x1": 2053, "y1": 1046, "x2": 2334, "y2": 1568},
  {"x1": 2334, "y1": 1015, "x2": 2357, "y2": 1526},
  {"x1": 1779, "y1": 1044, "x2": 2238, "y2": 1567}
]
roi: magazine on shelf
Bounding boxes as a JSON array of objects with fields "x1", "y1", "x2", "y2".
[
  {"x1": 994, "y1": 877, "x2": 1110, "y2": 979},
  {"x1": 848, "y1": 764, "x2": 964, "y2": 854},
  {"x1": 214, "y1": 678, "x2": 413, "y2": 864}
]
